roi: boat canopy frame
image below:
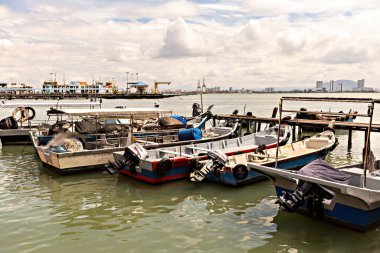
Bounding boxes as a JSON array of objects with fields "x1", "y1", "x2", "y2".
[{"x1": 277, "y1": 96, "x2": 380, "y2": 187}]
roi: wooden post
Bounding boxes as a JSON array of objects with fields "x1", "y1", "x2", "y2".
[
  {"x1": 275, "y1": 101, "x2": 283, "y2": 168},
  {"x1": 292, "y1": 125, "x2": 296, "y2": 142},
  {"x1": 269, "y1": 107, "x2": 278, "y2": 127},
  {"x1": 297, "y1": 125, "x2": 302, "y2": 141},
  {"x1": 348, "y1": 129, "x2": 352, "y2": 150}
]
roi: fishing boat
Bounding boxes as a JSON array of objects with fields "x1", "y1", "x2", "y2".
[
  {"x1": 106, "y1": 125, "x2": 291, "y2": 184},
  {"x1": 31, "y1": 108, "x2": 172, "y2": 174},
  {"x1": 248, "y1": 97, "x2": 380, "y2": 231},
  {"x1": 0, "y1": 101, "x2": 101, "y2": 145},
  {"x1": 190, "y1": 129, "x2": 337, "y2": 186},
  {"x1": 248, "y1": 158, "x2": 380, "y2": 231}
]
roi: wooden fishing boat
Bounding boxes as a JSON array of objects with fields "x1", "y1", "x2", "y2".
[
  {"x1": 31, "y1": 108, "x2": 173, "y2": 174},
  {"x1": 190, "y1": 129, "x2": 337, "y2": 186},
  {"x1": 31, "y1": 108, "x2": 234, "y2": 174},
  {"x1": 247, "y1": 97, "x2": 379, "y2": 231},
  {"x1": 0, "y1": 101, "x2": 101, "y2": 145},
  {"x1": 248, "y1": 158, "x2": 380, "y2": 231},
  {"x1": 107, "y1": 125, "x2": 291, "y2": 184}
]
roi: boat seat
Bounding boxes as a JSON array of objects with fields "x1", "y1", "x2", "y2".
[
  {"x1": 157, "y1": 149, "x2": 193, "y2": 158},
  {"x1": 304, "y1": 138, "x2": 331, "y2": 149}
]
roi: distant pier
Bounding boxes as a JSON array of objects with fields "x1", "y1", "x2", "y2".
[{"x1": 0, "y1": 93, "x2": 178, "y2": 100}]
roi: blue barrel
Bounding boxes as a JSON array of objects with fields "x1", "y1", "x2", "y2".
[
  {"x1": 178, "y1": 128, "x2": 202, "y2": 141},
  {"x1": 170, "y1": 115, "x2": 187, "y2": 126}
]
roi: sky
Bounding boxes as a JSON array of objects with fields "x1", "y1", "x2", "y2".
[{"x1": 0, "y1": 0, "x2": 380, "y2": 90}]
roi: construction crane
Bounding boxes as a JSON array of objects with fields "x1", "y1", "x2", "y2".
[{"x1": 154, "y1": 81, "x2": 171, "y2": 94}]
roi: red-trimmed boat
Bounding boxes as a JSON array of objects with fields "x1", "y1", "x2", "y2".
[{"x1": 106, "y1": 125, "x2": 290, "y2": 184}]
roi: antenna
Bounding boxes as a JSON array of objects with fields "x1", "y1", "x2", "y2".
[
  {"x1": 126, "y1": 72, "x2": 129, "y2": 93},
  {"x1": 136, "y1": 72, "x2": 138, "y2": 82}
]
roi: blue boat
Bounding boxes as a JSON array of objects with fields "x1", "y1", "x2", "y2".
[
  {"x1": 190, "y1": 129, "x2": 337, "y2": 186},
  {"x1": 248, "y1": 157, "x2": 380, "y2": 232}
]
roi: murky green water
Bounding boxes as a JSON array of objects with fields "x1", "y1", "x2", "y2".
[{"x1": 1, "y1": 93, "x2": 380, "y2": 252}]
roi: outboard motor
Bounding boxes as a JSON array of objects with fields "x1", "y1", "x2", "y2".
[
  {"x1": 0, "y1": 116, "x2": 18, "y2": 129},
  {"x1": 104, "y1": 143, "x2": 148, "y2": 175},
  {"x1": 277, "y1": 159, "x2": 351, "y2": 213},
  {"x1": 192, "y1": 103, "x2": 202, "y2": 117},
  {"x1": 190, "y1": 150, "x2": 228, "y2": 181}
]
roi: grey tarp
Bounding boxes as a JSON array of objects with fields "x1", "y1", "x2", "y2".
[{"x1": 298, "y1": 159, "x2": 351, "y2": 184}]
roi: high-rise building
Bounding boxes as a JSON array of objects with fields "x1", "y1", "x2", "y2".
[
  {"x1": 329, "y1": 80, "x2": 334, "y2": 92},
  {"x1": 316, "y1": 81, "x2": 323, "y2": 89},
  {"x1": 357, "y1": 79, "x2": 365, "y2": 90}
]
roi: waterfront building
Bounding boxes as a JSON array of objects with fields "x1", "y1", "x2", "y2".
[
  {"x1": 357, "y1": 79, "x2": 365, "y2": 90},
  {"x1": 264, "y1": 87, "x2": 275, "y2": 92}
]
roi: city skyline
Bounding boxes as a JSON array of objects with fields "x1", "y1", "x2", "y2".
[{"x1": 1, "y1": 1, "x2": 380, "y2": 90}]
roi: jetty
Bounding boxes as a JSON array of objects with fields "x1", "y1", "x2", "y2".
[
  {"x1": 0, "y1": 92, "x2": 177, "y2": 100},
  {"x1": 214, "y1": 97, "x2": 380, "y2": 150}
]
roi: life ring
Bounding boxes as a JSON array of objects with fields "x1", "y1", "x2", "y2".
[
  {"x1": 24, "y1": 107, "x2": 36, "y2": 120},
  {"x1": 232, "y1": 164, "x2": 248, "y2": 181},
  {"x1": 12, "y1": 107, "x2": 29, "y2": 122},
  {"x1": 157, "y1": 158, "x2": 172, "y2": 174}
]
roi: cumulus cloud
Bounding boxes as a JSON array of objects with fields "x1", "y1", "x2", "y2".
[
  {"x1": 159, "y1": 17, "x2": 211, "y2": 58},
  {"x1": 318, "y1": 47, "x2": 370, "y2": 64},
  {"x1": 0, "y1": 0, "x2": 380, "y2": 89},
  {"x1": 243, "y1": 0, "x2": 378, "y2": 16}
]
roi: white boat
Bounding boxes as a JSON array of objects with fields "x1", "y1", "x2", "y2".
[
  {"x1": 108, "y1": 125, "x2": 290, "y2": 184},
  {"x1": 31, "y1": 108, "x2": 173, "y2": 174},
  {"x1": 0, "y1": 102, "x2": 101, "y2": 145},
  {"x1": 190, "y1": 129, "x2": 337, "y2": 186},
  {"x1": 248, "y1": 158, "x2": 380, "y2": 231},
  {"x1": 247, "y1": 96, "x2": 379, "y2": 231}
]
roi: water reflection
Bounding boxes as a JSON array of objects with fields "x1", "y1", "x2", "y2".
[{"x1": 253, "y1": 210, "x2": 380, "y2": 252}]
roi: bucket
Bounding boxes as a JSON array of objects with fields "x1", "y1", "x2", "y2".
[
  {"x1": 0, "y1": 116, "x2": 18, "y2": 129},
  {"x1": 170, "y1": 115, "x2": 187, "y2": 126},
  {"x1": 178, "y1": 128, "x2": 202, "y2": 141}
]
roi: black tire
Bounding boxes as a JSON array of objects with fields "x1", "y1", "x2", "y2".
[
  {"x1": 25, "y1": 107, "x2": 36, "y2": 120},
  {"x1": 157, "y1": 158, "x2": 172, "y2": 174},
  {"x1": 232, "y1": 164, "x2": 248, "y2": 181}
]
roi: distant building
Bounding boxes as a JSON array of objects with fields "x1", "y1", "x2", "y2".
[
  {"x1": 264, "y1": 87, "x2": 275, "y2": 92},
  {"x1": 130, "y1": 81, "x2": 149, "y2": 94},
  {"x1": 316, "y1": 81, "x2": 323, "y2": 89},
  {"x1": 357, "y1": 79, "x2": 365, "y2": 90},
  {"x1": 329, "y1": 80, "x2": 334, "y2": 92}
]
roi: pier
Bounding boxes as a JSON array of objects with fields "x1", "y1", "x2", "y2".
[
  {"x1": 0, "y1": 92, "x2": 177, "y2": 100},
  {"x1": 214, "y1": 97, "x2": 380, "y2": 151}
]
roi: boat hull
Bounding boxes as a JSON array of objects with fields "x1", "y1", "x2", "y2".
[
  {"x1": 118, "y1": 145, "x2": 277, "y2": 184},
  {"x1": 207, "y1": 151, "x2": 330, "y2": 187},
  {"x1": 274, "y1": 185, "x2": 380, "y2": 232},
  {"x1": 34, "y1": 145, "x2": 125, "y2": 174}
]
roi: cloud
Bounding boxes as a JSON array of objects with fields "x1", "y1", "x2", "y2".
[
  {"x1": 0, "y1": 38, "x2": 13, "y2": 48},
  {"x1": 318, "y1": 46, "x2": 370, "y2": 64},
  {"x1": 243, "y1": 0, "x2": 378, "y2": 16},
  {"x1": 0, "y1": 0, "x2": 380, "y2": 89},
  {"x1": 158, "y1": 17, "x2": 212, "y2": 58}
]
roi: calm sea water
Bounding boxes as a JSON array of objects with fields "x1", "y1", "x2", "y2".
[{"x1": 1, "y1": 93, "x2": 380, "y2": 253}]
